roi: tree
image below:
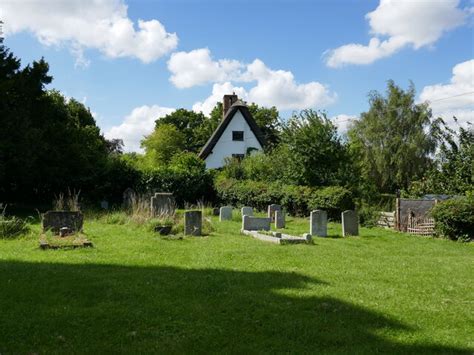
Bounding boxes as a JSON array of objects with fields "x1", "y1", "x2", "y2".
[
  {"x1": 279, "y1": 109, "x2": 350, "y2": 187},
  {"x1": 141, "y1": 124, "x2": 185, "y2": 165},
  {"x1": 348, "y1": 81, "x2": 440, "y2": 195}
]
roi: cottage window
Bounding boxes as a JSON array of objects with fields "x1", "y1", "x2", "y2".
[{"x1": 232, "y1": 131, "x2": 244, "y2": 141}]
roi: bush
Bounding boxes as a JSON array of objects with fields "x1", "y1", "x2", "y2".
[
  {"x1": 430, "y1": 196, "x2": 474, "y2": 241},
  {"x1": 215, "y1": 178, "x2": 353, "y2": 218}
]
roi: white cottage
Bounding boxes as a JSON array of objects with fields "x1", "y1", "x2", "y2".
[{"x1": 199, "y1": 94, "x2": 265, "y2": 169}]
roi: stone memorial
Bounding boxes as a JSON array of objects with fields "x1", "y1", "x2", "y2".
[
  {"x1": 151, "y1": 192, "x2": 175, "y2": 217},
  {"x1": 241, "y1": 206, "x2": 253, "y2": 217},
  {"x1": 342, "y1": 210, "x2": 359, "y2": 236},
  {"x1": 242, "y1": 215, "x2": 271, "y2": 231},
  {"x1": 275, "y1": 210, "x2": 285, "y2": 229},
  {"x1": 122, "y1": 188, "x2": 136, "y2": 209},
  {"x1": 219, "y1": 206, "x2": 233, "y2": 221},
  {"x1": 100, "y1": 200, "x2": 109, "y2": 210},
  {"x1": 184, "y1": 210, "x2": 202, "y2": 236},
  {"x1": 267, "y1": 204, "x2": 282, "y2": 222},
  {"x1": 310, "y1": 210, "x2": 327, "y2": 237},
  {"x1": 42, "y1": 211, "x2": 84, "y2": 234}
]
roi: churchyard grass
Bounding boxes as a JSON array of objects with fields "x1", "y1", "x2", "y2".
[{"x1": 0, "y1": 213, "x2": 472, "y2": 353}]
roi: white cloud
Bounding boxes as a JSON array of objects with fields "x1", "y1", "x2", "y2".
[
  {"x1": 192, "y1": 82, "x2": 248, "y2": 115},
  {"x1": 169, "y1": 48, "x2": 336, "y2": 112},
  {"x1": 331, "y1": 114, "x2": 359, "y2": 134},
  {"x1": 105, "y1": 105, "x2": 175, "y2": 152},
  {"x1": 419, "y1": 59, "x2": 474, "y2": 128},
  {"x1": 2, "y1": 0, "x2": 178, "y2": 66},
  {"x1": 168, "y1": 48, "x2": 243, "y2": 88},
  {"x1": 325, "y1": 0, "x2": 467, "y2": 68}
]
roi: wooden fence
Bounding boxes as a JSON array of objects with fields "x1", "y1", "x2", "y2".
[
  {"x1": 377, "y1": 211, "x2": 395, "y2": 229},
  {"x1": 406, "y1": 215, "x2": 435, "y2": 236}
]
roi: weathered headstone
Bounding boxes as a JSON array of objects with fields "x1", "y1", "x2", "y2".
[
  {"x1": 242, "y1": 215, "x2": 271, "y2": 231},
  {"x1": 342, "y1": 210, "x2": 359, "y2": 236},
  {"x1": 310, "y1": 210, "x2": 327, "y2": 237},
  {"x1": 219, "y1": 206, "x2": 233, "y2": 221},
  {"x1": 42, "y1": 211, "x2": 84, "y2": 234},
  {"x1": 100, "y1": 200, "x2": 109, "y2": 210},
  {"x1": 151, "y1": 192, "x2": 175, "y2": 217},
  {"x1": 212, "y1": 208, "x2": 220, "y2": 216},
  {"x1": 241, "y1": 206, "x2": 253, "y2": 217},
  {"x1": 275, "y1": 210, "x2": 285, "y2": 229},
  {"x1": 267, "y1": 204, "x2": 282, "y2": 222},
  {"x1": 122, "y1": 188, "x2": 136, "y2": 209},
  {"x1": 184, "y1": 210, "x2": 202, "y2": 236}
]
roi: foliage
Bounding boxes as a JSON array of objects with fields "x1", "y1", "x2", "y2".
[
  {"x1": 430, "y1": 195, "x2": 474, "y2": 241},
  {"x1": 153, "y1": 109, "x2": 214, "y2": 153},
  {"x1": 141, "y1": 123, "x2": 186, "y2": 166},
  {"x1": 0, "y1": 44, "x2": 124, "y2": 203},
  {"x1": 215, "y1": 177, "x2": 353, "y2": 218},
  {"x1": 357, "y1": 203, "x2": 381, "y2": 228},
  {"x1": 348, "y1": 81, "x2": 441, "y2": 195},
  {"x1": 406, "y1": 125, "x2": 473, "y2": 197},
  {"x1": 278, "y1": 109, "x2": 350, "y2": 187}
]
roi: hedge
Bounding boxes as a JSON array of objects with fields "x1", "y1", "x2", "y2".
[
  {"x1": 215, "y1": 178, "x2": 353, "y2": 219},
  {"x1": 138, "y1": 168, "x2": 216, "y2": 207},
  {"x1": 430, "y1": 196, "x2": 474, "y2": 241}
]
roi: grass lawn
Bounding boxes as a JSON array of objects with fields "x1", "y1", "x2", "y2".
[{"x1": 0, "y1": 213, "x2": 472, "y2": 354}]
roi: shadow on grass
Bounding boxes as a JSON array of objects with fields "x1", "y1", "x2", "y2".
[{"x1": 0, "y1": 261, "x2": 470, "y2": 354}]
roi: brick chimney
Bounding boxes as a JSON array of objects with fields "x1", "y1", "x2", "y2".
[{"x1": 223, "y1": 93, "x2": 238, "y2": 118}]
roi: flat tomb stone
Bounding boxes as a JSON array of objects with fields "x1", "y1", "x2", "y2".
[
  {"x1": 241, "y1": 206, "x2": 253, "y2": 217},
  {"x1": 184, "y1": 210, "x2": 202, "y2": 236},
  {"x1": 267, "y1": 204, "x2": 282, "y2": 222},
  {"x1": 219, "y1": 206, "x2": 233, "y2": 221},
  {"x1": 241, "y1": 230, "x2": 310, "y2": 245},
  {"x1": 42, "y1": 211, "x2": 83, "y2": 234},
  {"x1": 275, "y1": 210, "x2": 285, "y2": 229},
  {"x1": 310, "y1": 210, "x2": 327, "y2": 237},
  {"x1": 342, "y1": 210, "x2": 359, "y2": 236},
  {"x1": 242, "y1": 215, "x2": 271, "y2": 231},
  {"x1": 151, "y1": 192, "x2": 176, "y2": 217}
]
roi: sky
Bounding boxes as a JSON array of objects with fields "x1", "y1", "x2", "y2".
[{"x1": 1, "y1": 0, "x2": 473, "y2": 152}]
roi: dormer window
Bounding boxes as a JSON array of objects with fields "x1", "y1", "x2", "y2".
[{"x1": 232, "y1": 131, "x2": 244, "y2": 141}]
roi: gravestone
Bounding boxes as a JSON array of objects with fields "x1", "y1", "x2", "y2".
[
  {"x1": 151, "y1": 192, "x2": 175, "y2": 217},
  {"x1": 342, "y1": 210, "x2": 359, "y2": 236},
  {"x1": 241, "y1": 206, "x2": 253, "y2": 217},
  {"x1": 42, "y1": 211, "x2": 84, "y2": 234},
  {"x1": 184, "y1": 210, "x2": 202, "y2": 236},
  {"x1": 212, "y1": 208, "x2": 220, "y2": 216},
  {"x1": 242, "y1": 215, "x2": 271, "y2": 231},
  {"x1": 275, "y1": 210, "x2": 285, "y2": 229},
  {"x1": 310, "y1": 210, "x2": 327, "y2": 237},
  {"x1": 100, "y1": 200, "x2": 109, "y2": 210},
  {"x1": 267, "y1": 204, "x2": 282, "y2": 222},
  {"x1": 122, "y1": 188, "x2": 136, "y2": 209},
  {"x1": 219, "y1": 206, "x2": 233, "y2": 221}
]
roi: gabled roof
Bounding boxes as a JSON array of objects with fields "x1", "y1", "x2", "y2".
[{"x1": 199, "y1": 102, "x2": 265, "y2": 160}]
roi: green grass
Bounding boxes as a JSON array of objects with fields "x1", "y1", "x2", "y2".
[{"x1": 0, "y1": 214, "x2": 472, "y2": 354}]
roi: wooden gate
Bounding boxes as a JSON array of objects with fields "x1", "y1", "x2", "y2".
[{"x1": 406, "y1": 215, "x2": 435, "y2": 236}]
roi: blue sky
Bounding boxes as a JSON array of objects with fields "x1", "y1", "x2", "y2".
[{"x1": 2, "y1": 0, "x2": 473, "y2": 151}]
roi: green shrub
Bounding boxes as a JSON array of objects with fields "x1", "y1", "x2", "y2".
[
  {"x1": 215, "y1": 178, "x2": 353, "y2": 218},
  {"x1": 430, "y1": 196, "x2": 474, "y2": 241},
  {"x1": 357, "y1": 204, "x2": 380, "y2": 228},
  {"x1": 0, "y1": 215, "x2": 30, "y2": 239}
]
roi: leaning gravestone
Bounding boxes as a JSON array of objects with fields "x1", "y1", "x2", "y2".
[
  {"x1": 42, "y1": 211, "x2": 84, "y2": 234},
  {"x1": 219, "y1": 206, "x2": 233, "y2": 221},
  {"x1": 241, "y1": 206, "x2": 253, "y2": 217},
  {"x1": 275, "y1": 210, "x2": 285, "y2": 229},
  {"x1": 310, "y1": 210, "x2": 327, "y2": 237},
  {"x1": 342, "y1": 210, "x2": 359, "y2": 236},
  {"x1": 267, "y1": 204, "x2": 282, "y2": 222},
  {"x1": 122, "y1": 188, "x2": 136, "y2": 209},
  {"x1": 242, "y1": 215, "x2": 271, "y2": 231},
  {"x1": 184, "y1": 210, "x2": 202, "y2": 236},
  {"x1": 151, "y1": 192, "x2": 175, "y2": 217}
]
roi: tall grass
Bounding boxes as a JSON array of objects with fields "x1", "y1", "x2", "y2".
[
  {"x1": 0, "y1": 206, "x2": 30, "y2": 239},
  {"x1": 53, "y1": 189, "x2": 81, "y2": 211}
]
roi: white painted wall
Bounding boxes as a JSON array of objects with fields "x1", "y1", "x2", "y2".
[{"x1": 205, "y1": 109, "x2": 263, "y2": 169}]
